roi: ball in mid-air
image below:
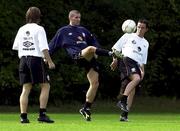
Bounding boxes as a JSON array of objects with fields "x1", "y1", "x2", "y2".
[{"x1": 122, "y1": 19, "x2": 136, "y2": 33}]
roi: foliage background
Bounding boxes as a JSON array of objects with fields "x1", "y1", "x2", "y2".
[{"x1": 0, "y1": 0, "x2": 179, "y2": 105}]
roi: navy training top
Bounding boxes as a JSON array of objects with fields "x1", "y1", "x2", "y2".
[{"x1": 49, "y1": 25, "x2": 100, "y2": 58}]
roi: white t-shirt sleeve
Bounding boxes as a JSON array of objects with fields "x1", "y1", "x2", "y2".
[
  {"x1": 12, "y1": 29, "x2": 21, "y2": 50},
  {"x1": 142, "y1": 41, "x2": 149, "y2": 64},
  {"x1": 112, "y1": 33, "x2": 129, "y2": 52},
  {"x1": 38, "y1": 27, "x2": 49, "y2": 52}
]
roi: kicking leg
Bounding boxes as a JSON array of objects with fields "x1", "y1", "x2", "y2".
[{"x1": 79, "y1": 68, "x2": 99, "y2": 121}]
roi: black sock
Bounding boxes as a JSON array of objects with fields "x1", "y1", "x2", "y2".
[
  {"x1": 121, "y1": 95, "x2": 128, "y2": 104},
  {"x1": 20, "y1": 113, "x2": 27, "y2": 119},
  {"x1": 95, "y1": 48, "x2": 112, "y2": 56},
  {"x1": 121, "y1": 111, "x2": 128, "y2": 117},
  {"x1": 39, "y1": 108, "x2": 46, "y2": 117},
  {"x1": 84, "y1": 102, "x2": 92, "y2": 109}
]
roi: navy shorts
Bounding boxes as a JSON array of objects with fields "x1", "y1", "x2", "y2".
[
  {"x1": 74, "y1": 57, "x2": 100, "y2": 73},
  {"x1": 19, "y1": 56, "x2": 50, "y2": 85}
]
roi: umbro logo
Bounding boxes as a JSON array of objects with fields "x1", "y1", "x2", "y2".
[
  {"x1": 131, "y1": 68, "x2": 136, "y2": 72},
  {"x1": 23, "y1": 41, "x2": 34, "y2": 48}
]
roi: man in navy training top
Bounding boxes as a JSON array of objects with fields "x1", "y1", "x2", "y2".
[{"x1": 49, "y1": 10, "x2": 113, "y2": 121}]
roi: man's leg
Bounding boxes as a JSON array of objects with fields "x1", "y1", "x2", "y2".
[
  {"x1": 37, "y1": 83, "x2": 54, "y2": 123},
  {"x1": 20, "y1": 83, "x2": 32, "y2": 123},
  {"x1": 86, "y1": 68, "x2": 99, "y2": 103},
  {"x1": 123, "y1": 74, "x2": 140, "y2": 96},
  {"x1": 127, "y1": 88, "x2": 135, "y2": 109},
  {"x1": 80, "y1": 68, "x2": 99, "y2": 121},
  {"x1": 117, "y1": 79, "x2": 129, "y2": 121},
  {"x1": 120, "y1": 88, "x2": 135, "y2": 121},
  {"x1": 39, "y1": 83, "x2": 50, "y2": 109},
  {"x1": 81, "y1": 46, "x2": 112, "y2": 61},
  {"x1": 119, "y1": 74, "x2": 140, "y2": 112}
]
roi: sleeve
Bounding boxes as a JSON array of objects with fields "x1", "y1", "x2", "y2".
[
  {"x1": 12, "y1": 29, "x2": 20, "y2": 50},
  {"x1": 48, "y1": 29, "x2": 63, "y2": 55},
  {"x1": 142, "y1": 42, "x2": 149, "y2": 64},
  {"x1": 38, "y1": 27, "x2": 49, "y2": 51},
  {"x1": 84, "y1": 28, "x2": 100, "y2": 48},
  {"x1": 112, "y1": 33, "x2": 128, "y2": 52},
  {"x1": 89, "y1": 34, "x2": 100, "y2": 48}
]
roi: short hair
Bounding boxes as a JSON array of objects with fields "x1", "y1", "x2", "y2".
[
  {"x1": 68, "y1": 10, "x2": 80, "y2": 18},
  {"x1": 26, "y1": 7, "x2": 41, "y2": 24},
  {"x1": 138, "y1": 18, "x2": 149, "y2": 28}
]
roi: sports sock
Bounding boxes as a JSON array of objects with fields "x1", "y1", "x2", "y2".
[
  {"x1": 84, "y1": 102, "x2": 92, "y2": 109},
  {"x1": 121, "y1": 111, "x2": 128, "y2": 117},
  {"x1": 121, "y1": 95, "x2": 128, "y2": 104},
  {"x1": 95, "y1": 48, "x2": 112, "y2": 56},
  {"x1": 20, "y1": 113, "x2": 27, "y2": 119},
  {"x1": 39, "y1": 108, "x2": 46, "y2": 117}
]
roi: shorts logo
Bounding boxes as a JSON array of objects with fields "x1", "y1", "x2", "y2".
[
  {"x1": 47, "y1": 75, "x2": 50, "y2": 81},
  {"x1": 131, "y1": 68, "x2": 136, "y2": 73}
]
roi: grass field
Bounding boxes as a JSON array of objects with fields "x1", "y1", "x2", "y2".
[{"x1": 1, "y1": 97, "x2": 180, "y2": 131}]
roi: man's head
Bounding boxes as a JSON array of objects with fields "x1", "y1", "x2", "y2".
[
  {"x1": 26, "y1": 7, "x2": 41, "y2": 24},
  {"x1": 69, "y1": 10, "x2": 81, "y2": 26},
  {"x1": 136, "y1": 18, "x2": 149, "y2": 37}
]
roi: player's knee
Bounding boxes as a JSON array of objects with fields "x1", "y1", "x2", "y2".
[
  {"x1": 22, "y1": 84, "x2": 32, "y2": 93},
  {"x1": 40, "y1": 83, "x2": 50, "y2": 92},
  {"x1": 92, "y1": 80, "x2": 99, "y2": 89},
  {"x1": 40, "y1": 83, "x2": 50, "y2": 88},
  {"x1": 133, "y1": 76, "x2": 141, "y2": 83},
  {"x1": 86, "y1": 46, "x2": 96, "y2": 53}
]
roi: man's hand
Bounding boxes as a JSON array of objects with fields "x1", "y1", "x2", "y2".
[
  {"x1": 110, "y1": 58, "x2": 118, "y2": 71},
  {"x1": 48, "y1": 61, "x2": 55, "y2": 69}
]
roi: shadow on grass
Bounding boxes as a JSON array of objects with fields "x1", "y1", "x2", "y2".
[{"x1": 1, "y1": 96, "x2": 180, "y2": 114}]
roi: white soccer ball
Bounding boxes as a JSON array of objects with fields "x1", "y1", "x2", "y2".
[{"x1": 122, "y1": 19, "x2": 136, "y2": 33}]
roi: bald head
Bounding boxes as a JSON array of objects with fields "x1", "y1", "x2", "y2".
[
  {"x1": 68, "y1": 10, "x2": 81, "y2": 26},
  {"x1": 68, "y1": 10, "x2": 80, "y2": 19}
]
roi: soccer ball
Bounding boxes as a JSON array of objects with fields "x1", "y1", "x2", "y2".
[{"x1": 122, "y1": 19, "x2": 136, "y2": 33}]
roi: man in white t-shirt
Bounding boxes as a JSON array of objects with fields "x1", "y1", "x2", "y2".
[
  {"x1": 110, "y1": 18, "x2": 149, "y2": 122},
  {"x1": 12, "y1": 7, "x2": 55, "y2": 123}
]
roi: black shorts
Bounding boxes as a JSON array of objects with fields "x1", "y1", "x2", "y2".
[
  {"x1": 74, "y1": 57, "x2": 100, "y2": 73},
  {"x1": 118, "y1": 57, "x2": 141, "y2": 81},
  {"x1": 19, "y1": 56, "x2": 50, "y2": 85}
]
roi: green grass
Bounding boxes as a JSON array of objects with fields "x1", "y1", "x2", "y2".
[
  {"x1": 1, "y1": 97, "x2": 180, "y2": 131},
  {"x1": 1, "y1": 113, "x2": 180, "y2": 131}
]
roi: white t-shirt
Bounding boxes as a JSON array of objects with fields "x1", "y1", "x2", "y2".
[
  {"x1": 12, "y1": 23, "x2": 49, "y2": 58},
  {"x1": 112, "y1": 33, "x2": 149, "y2": 65}
]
